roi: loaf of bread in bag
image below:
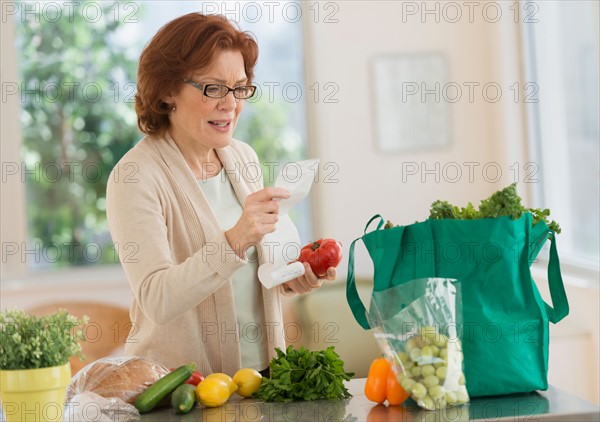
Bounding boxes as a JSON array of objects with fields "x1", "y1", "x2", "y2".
[{"x1": 65, "y1": 356, "x2": 170, "y2": 404}]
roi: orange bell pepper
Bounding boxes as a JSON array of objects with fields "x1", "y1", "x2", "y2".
[{"x1": 364, "y1": 357, "x2": 410, "y2": 406}]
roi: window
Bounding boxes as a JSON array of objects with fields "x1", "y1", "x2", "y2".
[
  {"x1": 523, "y1": 1, "x2": 599, "y2": 268},
  {"x1": 4, "y1": 1, "x2": 309, "y2": 275},
  {"x1": 12, "y1": 2, "x2": 140, "y2": 272}
]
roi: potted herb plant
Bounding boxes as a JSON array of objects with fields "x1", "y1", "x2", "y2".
[{"x1": 0, "y1": 309, "x2": 87, "y2": 422}]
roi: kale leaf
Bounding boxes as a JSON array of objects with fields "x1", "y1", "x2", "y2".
[{"x1": 428, "y1": 183, "x2": 561, "y2": 234}]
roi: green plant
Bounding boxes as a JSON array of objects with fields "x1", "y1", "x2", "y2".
[{"x1": 0, "y1": 309, "x2": 87, "y2": 370}]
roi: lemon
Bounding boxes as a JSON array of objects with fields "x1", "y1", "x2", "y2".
[
  {"x1": 233, "y1": 368, "x2": 263, "y2": 398},
  {"x1": 195, "y1": 378, "x2": 230, "y2": 407},
  {"x1": 204, "y1": 373, "x2": 238, "y2": 396}
]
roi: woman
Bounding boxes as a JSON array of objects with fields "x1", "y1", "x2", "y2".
[{"x1": 106, "y1": 13, "x2": 336, "y2": 376}]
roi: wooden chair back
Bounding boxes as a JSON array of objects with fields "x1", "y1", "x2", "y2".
[{"x1": 28, "y1": 301, "x2": 131, "y2": 374}]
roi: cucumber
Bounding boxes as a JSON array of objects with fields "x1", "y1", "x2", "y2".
[
  {"x1": 134, "y1": 363, "x2": 196, "y2": 414},
  {"x1": 171, "y1": 383, "x2": 197, "y2": 414}
]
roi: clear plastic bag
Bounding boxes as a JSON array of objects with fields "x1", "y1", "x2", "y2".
[
  {"x1": 63, "y1": 392, "x2": 140, "y2": 422},
  {"x1": 369, "y1": 278, "x2": 470, "y2": 411},
  {"x1": 64, "y1": 356, "x2": 170, "y2": 421}
]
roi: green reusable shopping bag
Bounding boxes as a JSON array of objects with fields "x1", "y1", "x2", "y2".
[{"x1": 346, "y1": 213, "x2": 569, "y2": 397}]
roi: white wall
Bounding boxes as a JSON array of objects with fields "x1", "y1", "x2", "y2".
[{"x1": 303, "y1": 1, "x2": 529, "y2": 278}]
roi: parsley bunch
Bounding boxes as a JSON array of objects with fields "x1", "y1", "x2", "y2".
[
  {"x1": 428, "y1": 183, "x2": 561, "y2": 234},
  {"x1": 254, "y1": 345, "x2": 354, "y2": 402}
]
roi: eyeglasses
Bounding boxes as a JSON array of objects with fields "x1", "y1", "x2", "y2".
[{"x1": 184, "y1": 80, "x2": 257, "y2": 99}]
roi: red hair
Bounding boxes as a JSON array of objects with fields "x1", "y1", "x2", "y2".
[{"x1": 134, "y1": 13, "x2": 259, "y2": 137}]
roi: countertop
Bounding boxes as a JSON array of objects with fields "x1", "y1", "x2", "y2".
[{"x1": 144, "y1": 378, "x2": 600, "y2": 421}]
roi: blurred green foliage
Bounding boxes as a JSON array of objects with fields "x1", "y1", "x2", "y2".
[
  {"x1": 16, "y1": 2, "x2": 141, "y2": 269},
  {"x1": 235, "y1": 99, "x2": 305, "y2": 186},
  {"x1": 15, "y1": 2, "x2": 303, "y2": 269}
]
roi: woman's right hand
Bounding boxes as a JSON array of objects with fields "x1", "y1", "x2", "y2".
[{"x1": 225, "y1": 187, "x2": 291, "y2": 259}]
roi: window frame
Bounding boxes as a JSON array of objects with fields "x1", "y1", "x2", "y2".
[
  {"x1": 1, "y1": 15, "x2": 32, "y2": 282},
  {"x1": 520, "y1": 0, "x2": 600, "y2": 274},
  {"x1": 1, "y1": 15, "x2": 127, "y2": 284}
]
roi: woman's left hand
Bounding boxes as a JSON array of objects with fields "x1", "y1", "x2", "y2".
[{"x1": 282, "y1": 262, "x2": 337, "y2": 294}]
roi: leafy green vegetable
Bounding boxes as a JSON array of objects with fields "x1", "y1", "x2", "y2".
[
  {"x1": 429, "y1": 200, "x2": 481, "y2": 220},
  {"x1": 253, "y1": 345, "x2": 354, "y2": 402},
  {"x1": 478, "y1": 182, "x2": 525, "y2": 219},
  {"x1": 384, "y1": 220, "x2": 397, "y2": 229},
  {"x1": 428, "y1": 183, "x2": 561, "y2": 234}
]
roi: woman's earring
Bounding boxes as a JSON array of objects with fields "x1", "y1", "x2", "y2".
[{"x1": 171, "y1": 104, "x2": 176, "y2": 111}]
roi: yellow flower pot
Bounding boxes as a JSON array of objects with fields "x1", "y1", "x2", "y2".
[{"x1": 0, "y1": 363, "x2": 71, "y2": 422}]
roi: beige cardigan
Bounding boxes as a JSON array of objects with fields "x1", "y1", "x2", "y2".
[{"x1": 106, "y1": 134, "x2": 293, "y2": 375}]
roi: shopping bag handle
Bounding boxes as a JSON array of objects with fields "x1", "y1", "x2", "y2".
[
  {"x1": 346, "y1": 236, "x2": 370, "y2": 330},
  {"x1": 347, "y1": 214, "x2": 406, "y2": 330},
  {"x1": 543, "y1": 233, "x2": 569, "y2": 323},
  {"x1": 346, "y1": 214, "x2": 426, "y2": 330},
  {"x1": 347, "y1": 214, "x2": 389, "y2": 330},
  {"x1": 363, "y1": 214, "x2": 385, "y2": 234}
]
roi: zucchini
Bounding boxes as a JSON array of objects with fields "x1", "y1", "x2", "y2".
[
  {"x1": 171, "y1": 383, "x2": 197, "y2": 414},
  {"x1": 134, "y1": 363, "x2": 196, "y2": 414}
]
